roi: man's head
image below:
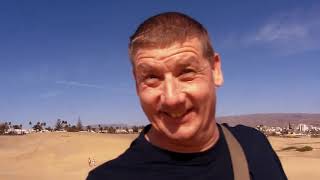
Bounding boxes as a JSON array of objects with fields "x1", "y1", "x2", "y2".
[
  {"x1": 130, "y1": 12, "x2": 223, "y2": 152},
  {"x1": 129, "y1": 12, "x2": 214, "y2": 65}
]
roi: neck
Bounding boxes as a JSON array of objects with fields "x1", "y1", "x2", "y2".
[{"x1": 145, "y1": 123, "x2": 220, "y2": 153}]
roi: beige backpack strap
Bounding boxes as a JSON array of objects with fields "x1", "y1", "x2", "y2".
[{"x1": 221, "y1": 125, "x2": 250, "y2": 180}]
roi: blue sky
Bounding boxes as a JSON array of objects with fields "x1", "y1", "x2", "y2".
[{"x1": 0, "y1": 0, "x2": 319, "y2": 127}]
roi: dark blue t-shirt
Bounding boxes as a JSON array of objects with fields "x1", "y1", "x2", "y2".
[{"x1": 87, "y1": 124, "x2": 287, "y2": 180}]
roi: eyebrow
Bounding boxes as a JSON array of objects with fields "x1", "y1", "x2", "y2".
[
  {"x1": 135, "y1": 63, "x2": 162, "y2": 76},
  {"x1": 136, "y1": 62, "x2": 156, "y2": 71}
]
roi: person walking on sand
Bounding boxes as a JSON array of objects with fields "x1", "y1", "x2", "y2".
[
  {"x1": 88, "y1": 157, "x2": 92, "y2": 167},
  {"x1": 89, "y1": 157, "x2": 96, "y2": 167}
]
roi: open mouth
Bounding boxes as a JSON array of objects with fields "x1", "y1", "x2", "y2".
[{"x1": 160, "y1": 108, "x2": 194, "y2": 121}]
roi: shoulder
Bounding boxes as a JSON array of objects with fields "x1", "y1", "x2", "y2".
[
  {"x1": 220, "y1": 123, "x2": 287, "y2": 179},
  {"x1": 86, "y1": 153, "x2": 131, "y2": 179},
  {"x1": 86, "y1": 133, "x2": 150, "y2": 180},
  {"x1": 221, "y1": 123, "x2": 274, "y2": 157},
  {"x1": 223, "y1": 124, "x2": 268, "y2": 145},
  {"x1": 221, "y1": 124, "x2": 273, "y2": 159}
]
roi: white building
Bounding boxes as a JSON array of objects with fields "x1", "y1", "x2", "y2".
[
  {"x1": 298, "y1": 124, "x2": 309, "y2": 132},
  {"x1": 115, "y1": 129, "x2": 128, "y2": 134}
]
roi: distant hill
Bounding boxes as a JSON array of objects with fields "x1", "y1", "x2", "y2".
[
  {"x1": 86, "y1": 113, "x2": 320, "y2": 129},
  {"x1": 217, "y1": 113, "x2": 320, "y2": 128}
]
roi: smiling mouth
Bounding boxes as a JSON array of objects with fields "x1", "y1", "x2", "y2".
[{"x1": 161, "y1": 108, "x2": 194, "y2": 120}]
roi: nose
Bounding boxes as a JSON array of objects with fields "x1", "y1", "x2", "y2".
[{"x1": 160, "y1": 74, "x2": 185, "y2": 110}]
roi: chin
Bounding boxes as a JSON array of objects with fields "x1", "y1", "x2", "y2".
[{"x1": 162, "y1": 124, "x2": 198, "y2": 142}]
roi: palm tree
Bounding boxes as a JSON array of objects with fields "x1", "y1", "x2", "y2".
[
  {"x1": 76, "y1": 118, "x2": 83, "y2": 131},
  {"x1": 98, "y1": 124, "x2": 101, "y2": 132},
  {"x1": 55, "y1": 119, "x2": 63, "y2": 131},
  {"x1": 61, "y1": 121, "x2": 68, "y2": 129},
  {"x1": 41, "y1": 122, "x2": 46, "y2": 129}
]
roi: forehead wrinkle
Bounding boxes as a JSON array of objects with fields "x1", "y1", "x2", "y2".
[
  {"x1": 134, "y1": 44, "x2": 201, "y2": 63},
  {"x1": 136, "y1": 50, "x2": 200, "y2": 68},
  {"x1": 136, "y1": 61, "x2": 163, "y2": 73},
  {"x1": 163, "y1": 54, "x2": 201, "y2": 68},
  {"x1": 136, "y1": 54, "x2": 200, "y2": 74},
  {"x1": 161, "y1": 51, "x2": 196, "y2": 64}
]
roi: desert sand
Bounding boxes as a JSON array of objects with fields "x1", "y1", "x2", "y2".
[
  {"x1": 269, "y1": 136, "x2": 320, "y2": 180},
  {"x1": 0, "y1": 132, "x2": 319, "y2": 180}
]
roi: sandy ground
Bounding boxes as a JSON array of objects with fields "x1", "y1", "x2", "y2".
[
  {"x1": 0, "y1": 133, "x2": 319, "y2": 180},
  {"x1": 269, "y1": 136, "x2": 320, "y2": 180}
]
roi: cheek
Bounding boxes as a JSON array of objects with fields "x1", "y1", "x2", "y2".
[
  {"x1": 139, "y1": 88, "x2": 161, "y2": 111},
  {"x1": 183, "y1": 80, "x2": 213, "y2": 103}
]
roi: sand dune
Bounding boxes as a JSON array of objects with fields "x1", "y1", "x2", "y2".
[
  {"x1": 0, "y1": 133, "x2": 319, "y2": 180},
  {"x1": 0, "y1": 132, "x2": 137, "y2": 180},
  {"x1": 269, "y1": 137, "x2": 320, "y2": 180}
]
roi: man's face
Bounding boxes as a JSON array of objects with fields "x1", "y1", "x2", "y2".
[{"x1": 133, "y1": 38, "x2": 223, "y2": 143}]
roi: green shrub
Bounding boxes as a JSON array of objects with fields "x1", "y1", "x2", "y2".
[
  {"x1": 296, "y1": 146, "x2": 313, "y2": 152},
  {"x1": 281, "y1": 146, "x2": 298, "y2": 151},
  {"x1": 281, "y1": 146, "x2": 313, "y2": 152}
]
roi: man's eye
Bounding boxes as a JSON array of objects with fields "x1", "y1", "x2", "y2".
[
  {"x1": 179, "y1": 68, "x2": 196, "y2": 80},
  {"x1": 145, "y1": 74, "x2": 158, "y2": 80},
  {"x1": 143, "y1": 75, "x2": 160, "y2": 86},
  {"x1": 182, "y1": 68, "x2": 196, "y2": 74}
]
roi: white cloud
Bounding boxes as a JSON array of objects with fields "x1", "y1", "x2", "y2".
[
  {"x1": 223, "y1": 5, "x2": 320, "y2": 55},
  {"x1": 254, "y1": 22, "x2": 308, "y2": 42},
  {"x1": 56, "y1": 80, "x2": 106, "y2": 89},
  {"x1": 253, "y1": 8, "x2": 319, "y2": 54}
]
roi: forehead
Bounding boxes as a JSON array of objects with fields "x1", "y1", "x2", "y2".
[{"x1": 133, "y1": 38, "x2": 205, "y2": 65}]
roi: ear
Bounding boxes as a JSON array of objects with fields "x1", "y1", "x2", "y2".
[{"x1": 211, "y1": 53, "x2": 224, "y2": 87}]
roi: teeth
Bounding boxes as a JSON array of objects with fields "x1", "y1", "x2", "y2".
[{"x1": 170, "y1": 112, "x2": 183, "y2": 118}]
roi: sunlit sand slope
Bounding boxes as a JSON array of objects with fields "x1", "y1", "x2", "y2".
[
  {"x1": 0, "y1": 133, "x2": 319, "y2": 180},
  {"x1": 0, "y1": 132, "x2": 137, "y2": 180}
]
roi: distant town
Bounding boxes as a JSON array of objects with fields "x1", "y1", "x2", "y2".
[
  {"x1": 1, "y1": 117, "x2": 320, "y2": 137},
  {"x1": 256, "y1": 123, "x2": 320, "y2": 137},
  {"x1": 0, "y1": 118, "x2": 145, "y2": 135}
]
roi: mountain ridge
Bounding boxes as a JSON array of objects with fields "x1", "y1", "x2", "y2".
[{"x1": 216, "y1": 113, "x2": 320, "y2": 127}]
